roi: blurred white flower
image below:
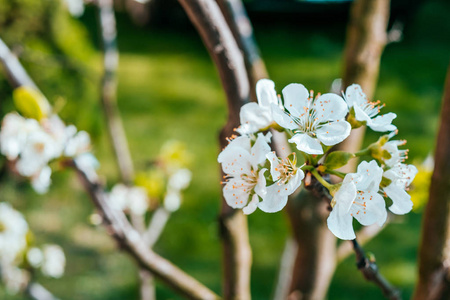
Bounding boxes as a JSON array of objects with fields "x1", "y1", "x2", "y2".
[
  {"x1": 63, "y1": 0, "x2": 85, "y2": 17},
  {"x1": 26, "y1": 247, "x2": 44, "y2": 268},
  {"x1": 0, "y1": 202, "x2": 29, "y2": 264},
  {"x1": 64, "y1": 130, "x2": 91, "y2": 157},
  {"x1": 30, "y1": 166, "x2": 52, "y2": 195},
  {"x1": 109, "y1": 184, "x2": 149, "y2": 215},
  {"x1": 1, "y1": 264, "x2": 29, "y2": 294},
  {"x1": 74, "y1": 153, "x2": 99, "y2": 181},
  {"x1": 164, "y1": 190, "x2": 181, "y2": 212},
  {"x1": 168, "y1": 168, "x2": 192, "y2": 191},
  {"x1": 41, "y1": 245, "x2": 66, "y2": 278},
  {"x1": 0, "y1": 113, "x2": 40, "y2": 160}
]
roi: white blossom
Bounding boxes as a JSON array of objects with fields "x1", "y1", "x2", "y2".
[
  {"x1": 1, "y1": 264, "x2": 29, "y2": 294},
  {"x1": 109, "y1": 184, "x2": 149, "y2": 215},
  {"x1": 383, "y1": 163, "x2": 418, "y2": 215},
  {"x1": 30, "y1": 166, "x2": 52, "y2": 195},
  {"x1": 0, "y1": 202, "x2": 29, "y2": 264},
  {"x1": 218, "y1": 133, "x2": 271, "y2": 214},
  {"x1": 26, "y1": 248, "x2": 44, "y2": 268},
  {"x1": 237, "y1": 79, "x2": 281, "y2": 135},
  {"x1": 327, "y1": 160, "x2": 387, "y2": 240},
  {"x1": 381, "y1": 139, "x2": 408, "y2": 167},
  {"x1": 344, "y1": 84, "x2": 397, "y2": 132},
  {"x1": 272, "y1": 83, "x2": 351, "y2": 154},
  {"x1": 41, "y1": 245, "x2": 66, "y2": 278},
  {"x1": 260, "y1": 152, "x2": 304, "y2": 213}
]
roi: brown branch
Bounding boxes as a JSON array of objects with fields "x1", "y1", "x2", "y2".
[
  {"x1": 413, "y1": 63, "x2": 450, "y2": 300},
  {"x1": 70, "y1": 160, "x2": 220, "y2": 300},
  {"x1": 338, "y1": 0, "x2": 390, "y2": 169},
  {"x1": 97, "y1": 0, "x2": 135, "y2": 184},
  {"x1": 177, "y1": 1, "x2": 251, "y2": 299},
  {"x1": 0, "y1": 37, "x2": 220, "y2": 300},
  {"x1": 351, "y1": 239, "x2": 401, "y2": 300}
]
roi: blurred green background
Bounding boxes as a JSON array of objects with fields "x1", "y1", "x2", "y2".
[{"x1": 0, "y1": 0, "x2": 448, "y2": 299}]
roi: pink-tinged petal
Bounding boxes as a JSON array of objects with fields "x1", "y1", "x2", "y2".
[
  {"x1": 266, "y1": 152, "x2": 281, "y2": 180},
  {"x1": 369, "y1": 113, "x2": 397, "y2": 132},
  {"x1": 223, "y1": 178, "x2": 250, "y2": 209},
  {"x1": 251, "y1": 134, "x2": 271, "y2": 167},
  {"x1": 219, "y1": 148, "x2": 252, "y2": 176},
  {"x1": 238, "y1": 102, "x2": 272, "y2": 135},
  {"x1": 272, "y1": 104, "x2": 298, "y2": 130},
  {"x1": 258, "y1": 184, "x2": 288, "y2": 213},
  {"x1": 335, "y1": 180, "x2": 357, "y2": 216},
  {"x1": 282, "y1": 83, "x2": 310, "y2": 116},
  {"x1": 256, "y1": 79, "x2": 278, "y2": 108},
  {"x1": 344, "y1": 84, "x2": 367, "y2": 108},
  {"x1": 288, "y1": 133, "x2": 323, "y2": 155},
  {"x1": 314, "y1": 93, "x2": 349, "y2": 121},
  {"x1": 243, "y1": 194, "x2": 260, "y2": 215},
  {"x1": 316, "y1": 121, "x2": 351, "y2": 146},
  {"x1": 327, "y1": 207, "x2": 355, "y2": 240},
  {"x1": 351, "y1": 192, "x2": 386, "y2": 226},
  {"x1": 384, "y1": 184, "x2": 413, "y2": 215}
]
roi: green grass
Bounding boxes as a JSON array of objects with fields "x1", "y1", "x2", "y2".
[{"x1": 1, "y1": 0, "x2": 449, "y2": 299}]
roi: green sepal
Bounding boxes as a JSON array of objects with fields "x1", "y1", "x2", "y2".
[
  {"x1": 380, "y1": 176, "x2": 392, "y2": 188},
  {"x1": 347, "y1": 107, "x2": 365, "y2": 129},
  {"x1": 324, "y1": 151, "x2": 355, "y2": 170},
  {"x1": 13, "y1": 86, "x2": 51, "y2": 120}
]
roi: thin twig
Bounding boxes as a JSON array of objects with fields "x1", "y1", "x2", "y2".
[
  {"x1": 26, "y1": 282, "x2": 60, "y2": 300},
  {"x1": 144, "y1": 207, "x2": 171, "y2": 247},
  {"x1": 351, "y1": 239, "x2": 401, "y2": 300}
]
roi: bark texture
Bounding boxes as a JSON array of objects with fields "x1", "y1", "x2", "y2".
[
  {"x1": 177, "y1": 1, "x2": 251, "y2": 299},
  {"x1": 413, "y1": 64, "x2": 450, "y2": 300}
]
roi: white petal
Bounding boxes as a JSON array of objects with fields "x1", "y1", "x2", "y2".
[
  {"x1": 219, "y1": 147, "x2": 252, "y2": 176},
  {"x1": 335, "y1": 180, "x2": 357, "y2": 216},
  {"x1": 266, "y1": 152, "x2": 281, "y2": 180},
  {"x1": 223, "y1": 178, "x2": 250, "y2": 209},
  {"x1": 218, "y1": 136, "x2": 251, "y2": 163},
  {"x1": 355, "y1": 160, "x2": 383, "y2": 191},
  {"x1": 327, "y1": 206, "x2": 355, "y2": 240},
  {"x1": 271, "y1": 104, "x2": 298, "y2": 130},
  {"x1": 316, "y1": 121, "x2": 351, "y2": 146},
  {"x1": 384, "y1": 184, "x2": 413, "y2": 215},
  {"x1": 282, "y1": 83, "x2": 310, "y2": 116},
  {"x1": 243, "y1": 194, "x2": 260, "y2": 215},
  {"x1": 314, "y1": 93, "x2": 348, "y2": 121},
  {"x1": 31, "y1": 166, "x2": 52, "y2": 194},
  {"x1": 351, "y1": 192, "x2": 386, "y2": 226},
  {"x1": 250, "y1": 133, "x2": 271, "y2": 167},
  {"x1": 369, "y1": 113, "x2": 397, "y2": 132},
  {"x1": 256, "y1": 79, "x2": 278, "y2": 108},
  {"x1": 288, "y1": 133, "x2": 323, "y2": 155},
  {"x1": 344, "y1": 84, "x2": 366, "y2": 108},
  {"x1": 254, "y1": 168, "x2": 268, "y2": 198},
  {"x1": 258, "y1": 184, "x2": 288, "y2": 213},
  {"x1": 354, "y1": 105, "x2": 371, "y2": 123},
  {"x1": 238, "y1": 102, "x2": 272, "y2": 135},
  {"x1": 285, "y1": 169, "x2": 304, "y2": 194}
]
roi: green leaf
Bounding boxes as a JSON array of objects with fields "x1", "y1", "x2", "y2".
[
  {"x1": 13, "y1": 86, "x2": 51, "y2": 120},
  {"x1": 324, "y1": 151, "x2": 355, "y2": 170}
]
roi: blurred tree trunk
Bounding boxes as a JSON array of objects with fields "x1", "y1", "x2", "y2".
[
  {"x1": 177, "y1": 1, "x2": 251, "y2": 299},
  {"x1": 413, "y1": 63, "x2": 450, "y2": 300}
]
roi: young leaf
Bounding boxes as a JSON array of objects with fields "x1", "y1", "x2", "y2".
[{"x1": 324, "y1": 151, "x2": 355, "y2": 170}]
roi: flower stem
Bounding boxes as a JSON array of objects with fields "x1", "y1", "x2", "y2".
[
  {"x1": 325, "y1": 169, "x2": 346, "y2": 179},
  {"x1": 354, "y1": 148, "x2": 371, "y2": 157},
  {"x1": 310, "y1": 168, "x2": 333, "y2": 191}
]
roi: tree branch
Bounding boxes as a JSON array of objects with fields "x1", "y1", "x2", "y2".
[
  {"x1": 0, "y1": 37, "x2": 220, "y2": 300},
  {"x1": 176, "y1": 1, "x2": 251, "y2": 299},
  {"x1": 413, "y1": 63, "x2": 450, "y2": 300}
]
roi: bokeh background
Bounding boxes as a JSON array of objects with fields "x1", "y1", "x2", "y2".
[{"x1": 0, "y1": 0, "x2": 449, "y2": 299}]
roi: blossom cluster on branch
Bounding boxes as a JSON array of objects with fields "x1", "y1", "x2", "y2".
[{"x1": 218, "y1": 79, "x2": 418, "y2": 240}]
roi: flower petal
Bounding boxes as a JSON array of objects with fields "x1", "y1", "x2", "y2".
[
  {"x1": 351, "y1": 192, "x2": 387, "y2": 226},
  {"x1": 258, "y1": 184, "x2": 288, "y2": 213},
  {"x1": 288, "y1": 133, "x2": 323, "y2": 155},
  {"x1": 327, "y1": 206, "x2": 355, "y2": 240},
  {"x1": 251, "y1": 133, "x2": 271, "y2": 167},
  {"x1": 238, "y1": 102, "x2": 272, "y2": 135},
  {"x1": 282, "y1": 83, "x2": 309, "y2": 116},
  {"x1": 369, "y1": 112, "x2": 397, "y2": 132},
  {"x1": 256, "y1": 79, "x2": 278, "y2": 108},
  {"x1": 271, "y1": 104, "x2": 298, "y2": 130},
  {"x1": 384, "y1": 184, "x2": 413, "y2": 215},
  {"x1": 266, "y1": 151, "x2": 281, "y2": 180},
  {"x1": 316, "y1": 121, "x2": 351, "y2": 146},
  {"x1": 223, "y1": 178, "x2": 250, "y2": 209},
  {"x1": 335, "y1": 180, "x2": 357, "y2": 216},
  {"x1": 355, "y1": 160, "x2": 383, "y2": 191},
  {"x1": 344, "y1": 84, "x2": 366, "y2": 108},
  {"x1": 243, "y1": 194, "x2": 260, "y2": 215},
  {"x1": 218, "y1": 136, "x2": 251, "y2": 163},
  {"x1": 219, "y1": 147, "x2": 252, "y2": 176},
  {"x1": 314, "y1": 93, "x2": 348, "y2": 121}
]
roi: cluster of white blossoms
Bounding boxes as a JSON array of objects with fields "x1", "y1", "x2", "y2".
[
  {"x1": 0, "y1": 202, "x2": 65, "y2": 294},
  {"x1": 0, "y1": 112, "x2": 98, "y2": 194},
  {"x1": 219, "y1": 79, "x2": 417, "y2": 240}
]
